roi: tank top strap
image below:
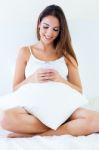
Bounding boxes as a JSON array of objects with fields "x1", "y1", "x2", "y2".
[{"x1": 28, "y1": 46, "x2": 32, "y2": 55}]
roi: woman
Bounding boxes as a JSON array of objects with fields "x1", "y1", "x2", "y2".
[{"x1": 1, "y1": 4, "x2": 99, "y2": 138}]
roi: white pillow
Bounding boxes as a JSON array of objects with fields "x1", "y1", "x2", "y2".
[{"x1": 0, "y1": 82, "x2": 88, "y2": 130}]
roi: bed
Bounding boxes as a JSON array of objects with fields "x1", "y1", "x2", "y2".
[
  {"x1": 0, "y1": 98, "x2": 99, "y2": 150},
  {"x1": 0, "y1": 129, "x2": 99, "y2": 150}
]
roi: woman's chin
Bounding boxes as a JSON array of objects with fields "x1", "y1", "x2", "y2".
[
  {"x1": 40, "y1": 37, "x2": 53, "y2": 45},
  {"x1": 41, "y1": 39, "x2": 53, "y2": 45}
]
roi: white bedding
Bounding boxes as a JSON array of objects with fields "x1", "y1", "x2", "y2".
[{"x1": 0, "y1": 129, "x2": 99, "y2": 150}]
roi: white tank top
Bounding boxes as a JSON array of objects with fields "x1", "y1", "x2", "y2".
[{"x1": 25, "y1": 47, "x2": 68, "y2": 79}]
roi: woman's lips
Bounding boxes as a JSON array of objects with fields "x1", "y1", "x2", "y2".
[{"x1": 44, "y1": 35, "x2": 52, "y2": 40}]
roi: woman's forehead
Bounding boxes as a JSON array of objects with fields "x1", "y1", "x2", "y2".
[{"x1": 41, "y1": 16, "x2": 60, "y2": 27}]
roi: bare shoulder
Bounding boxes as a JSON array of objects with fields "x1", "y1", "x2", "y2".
[{"x1": 18, "y1": 46, "x2": 30, "y2": 62}]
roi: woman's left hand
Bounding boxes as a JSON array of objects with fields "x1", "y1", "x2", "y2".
[{"x1": 46, "y1": 69, "x2": 66, "y2": 83}]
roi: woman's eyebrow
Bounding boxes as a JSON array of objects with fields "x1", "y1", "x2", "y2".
[
  {"x1": 43, "y1": 23, "x2": 50, "y2": 26},
  {"x1": 43, "y1": 23, "x2": 59, "y2": 28}
]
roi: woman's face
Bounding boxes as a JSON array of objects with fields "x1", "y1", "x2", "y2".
[{"x1": 39, "y1": 16, "x2": 60, "y2": 45}]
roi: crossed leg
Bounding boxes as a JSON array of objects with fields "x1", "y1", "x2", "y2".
[
  {"x1": 39, "y1": 108, "x2": 99, "y2": 136},
  {"x1": 63, "y1": 107, "x2": 99, "y2": 136},
  {"x1": 1, "y1": 107, "x2": 99, "y2": 138},
  {"x1": 0, "y1": 107, "x2": 49, "y2": 137}
]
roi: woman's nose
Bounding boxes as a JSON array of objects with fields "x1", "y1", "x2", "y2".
[{"x1": 46, "y1": 28, "x2": 53, "y2": 36}]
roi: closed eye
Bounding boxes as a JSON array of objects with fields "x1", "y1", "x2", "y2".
[
  {"x1": 53, "y1": 28, "x2": 59, "y2": 32},
  {"x1": 43, "y1": 26, "x2": 59, "y2": 32},
  {"x1": 43, "y1": 26, "x2": 49, "y2": 29}
]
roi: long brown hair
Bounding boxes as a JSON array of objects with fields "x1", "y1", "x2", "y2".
[{"x1": 36, "y1": 5, "x2": 78, "y2": 65}]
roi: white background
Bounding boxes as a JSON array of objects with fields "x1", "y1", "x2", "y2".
[{"x1": 0, "y1": 0, "x2": 99, "y2": 99}]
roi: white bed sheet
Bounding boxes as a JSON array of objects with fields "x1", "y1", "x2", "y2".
[{"x1": 0, "y1": 129, "x2": 99, "y2": 150}]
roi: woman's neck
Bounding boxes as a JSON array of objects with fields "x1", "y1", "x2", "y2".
[
  {"x1": 37, "y1": 41, "x2": 55, "y2": 52},
  {"x1": 32, "y1": 41, "x2": 61, "y2": 58}
]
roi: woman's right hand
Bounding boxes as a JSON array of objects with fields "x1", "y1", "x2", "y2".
[
  {"x1": 27, "y1": 68, "x2": 55, "y2": 83},
  {"x1": 13, "y1": 68, "x2": 55, "y2": 91}
]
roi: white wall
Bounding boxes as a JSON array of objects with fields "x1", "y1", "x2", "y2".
[{"x1": 0, "y1": 0, "x2": 99, "y2": 99}]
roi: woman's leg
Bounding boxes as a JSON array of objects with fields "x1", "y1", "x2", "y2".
[
  {"x1": 40, "y1": 108, "x2": 99, "y2": 136},
  {"x1": 0, "y1": 107, "x2": 49, "y2": 135},
  {"x1": 1, "y1": 107, "x2": 99, "y2": 137},
  {"x1": 69, "y1": 108, "x2": 99, "y2": 135},
  {"x1": 7, "y1": 132, "x2": 35, "y2": 138}
]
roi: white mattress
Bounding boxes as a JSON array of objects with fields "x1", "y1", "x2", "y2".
[{"x1": 0, "y1": 129, "x2": 99, "y2": 150}]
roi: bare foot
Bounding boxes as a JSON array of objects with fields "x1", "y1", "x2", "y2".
[{"x1": 7, "y1": 132, "x2": 35, "y2": 138}]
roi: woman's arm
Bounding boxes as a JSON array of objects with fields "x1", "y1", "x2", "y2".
[
  {"x1": 47, "y1": 56, "x2": 82, "y2": 93},
  {"x1": 65, "y1": 55, "x2": 83, "y2": 93},
  {"x1": 13, "y1": 47, "x2": 61, "y2": 91},
  {"x1": 13, "y1": 47, "x2": 30, "y2": 91}
]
